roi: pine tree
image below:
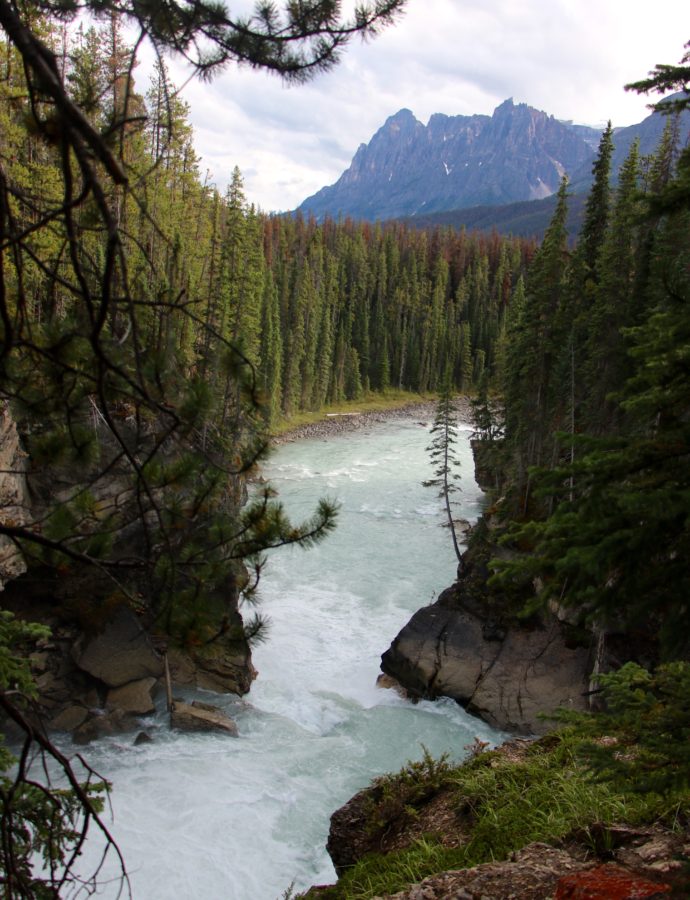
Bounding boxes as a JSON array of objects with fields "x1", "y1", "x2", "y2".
[
  {"x1": 67, "y1": 24, "x2": 107, "y2": 125},
  {"x1": 379, "y1": 333, "x2": 391, "y2": 392},
  {"x1": 577, "y1": 122, "x2": 614, "y2": 282},
  {"x1": 553, "y1": 125, "x2": 615, "y2": 472},
  {"x1": 313, "y1": 252, "x2": 338, "y2": 408},
  {"x1": 259, "y1": 269, "x2": 283, "y2": 423},
  {"x1": 424, "y1": 383, "x2": 463, "y2": 562},
  {"x1": 471, "y1": 371, "x2": 503, "y2": 442}
]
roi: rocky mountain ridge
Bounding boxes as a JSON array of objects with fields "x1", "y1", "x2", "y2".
[
  {"x1": 297, "y1": 96, "x2": 690, "y2": 229},
  {"x1": 299, "y1": 100, "x2": 596, "y2": 221}
]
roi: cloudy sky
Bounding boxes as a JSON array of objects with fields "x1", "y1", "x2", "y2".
[{"x1": 162, "y1": 0, "x2": 689, "y2": 213}]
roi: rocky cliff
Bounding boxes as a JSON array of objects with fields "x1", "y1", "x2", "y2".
[
  {"x1": 379, "y1": 538, "x2": 593, "y2": 735},
  {"x1": 0, "y1": 405, "x2": 255, "y2": 741}
]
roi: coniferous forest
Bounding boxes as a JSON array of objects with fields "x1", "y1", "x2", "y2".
[
  {"x1": 493, "y1": 99, "x2": 690, "y2": 654},
  {"x1": 0, "y1": 2, "x2": 689, "y2": 896}
]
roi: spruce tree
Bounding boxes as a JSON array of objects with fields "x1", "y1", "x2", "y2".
[
  {"x1": 503, "y1": 178, "x2": 571, "y2": 507},
  {"x1": 424, "y1": 383, "x2": 463, "y2": 563},
  {"x1": 577, "y1": 122, "x2": 614, "y2": 282},
  {"x1": 550, "y1": 124, "x2": 616, "y2": 470},
  {"x1": 259, "y1": 269, "x2": 283, "y2": 424},
  {"x1": 583, "y1": 141, "x2": 643, "y2": 431}
]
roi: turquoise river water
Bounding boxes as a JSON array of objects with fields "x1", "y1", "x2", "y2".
[{"x1": 72, "y1": 414, "x2": 502, "y2": 898}]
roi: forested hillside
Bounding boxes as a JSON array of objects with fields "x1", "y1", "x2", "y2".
[
  {"x1": 261, "y1": 216, "x2": 534, "y2": 415},
  {"x1": 0, "y1": 18, "x2": 537, "y2": 421},
  {"x1": 493, "y1": 97, "x2": 690, "y2": 653}
]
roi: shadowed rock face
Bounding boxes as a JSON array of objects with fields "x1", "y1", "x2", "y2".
[
  {"x1": 379, "y1": 437, "x2": 595, "y2": 736},
  {"x1": 0, "y1": 404, "x2": 256, "y2": 742},
  {"x1": 0, "y1": 586, "x2": 254, "y2": 742},
  {"x1": 298, "y1": 100, "x2": 597, "y2": 222},
  {"x1": 380, "y1": 584, "x2": 592, "y2": 735},
  {"x1": 72, "y1": 606, "x2": 164, "y2": 688},
  {"x1": 0, "y1": 403, "x2": 29, "y2": 587}
]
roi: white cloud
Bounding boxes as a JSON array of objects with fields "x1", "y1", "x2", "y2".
[{"x1": 152, "y1": 0, "x2": 690, "y2": 211}]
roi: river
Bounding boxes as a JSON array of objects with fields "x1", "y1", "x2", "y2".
[{"x1": 74, "y1": 414, "x2": 502, "y2": 898}]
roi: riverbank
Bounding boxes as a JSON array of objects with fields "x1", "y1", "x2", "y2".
[
  {"x1": 307, "y1": 726, "x2": 690, "y2": 899},
  {"x1": 272, "y1": 395, "x2": 473, "y2": 444}
]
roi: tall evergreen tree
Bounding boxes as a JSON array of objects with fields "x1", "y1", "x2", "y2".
[
  {"x1": 503, "y1": 178, "x2": 571, "y2": 508},
  {"x1": 259, "y1": 269, "x2": 283, "y2": 424},
  {"x1": 578, "y1": 122, "x2": 614, "y2": 282},
  {"x1": 583, "y1": 141, "x2": 643, "y2": 431},
  {"x1": 424, "y1": 383, "x2": 463, "y2": 563}
]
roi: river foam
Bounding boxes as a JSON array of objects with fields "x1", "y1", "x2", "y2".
[{"x1": 69, "y1": 416, "x2": 500, "y2": 899}]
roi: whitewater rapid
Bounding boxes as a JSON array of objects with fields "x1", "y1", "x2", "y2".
[{"x1": 72, "y1": 415, "x2": 502, "y2": 899}]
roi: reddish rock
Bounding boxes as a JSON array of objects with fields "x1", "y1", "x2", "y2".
[
  {"x1": 376, "y1": 672, "x2": 410, "y2": 699},
  {"x1": 555, "y1": 864, "x2": 671, "y2": 899}
]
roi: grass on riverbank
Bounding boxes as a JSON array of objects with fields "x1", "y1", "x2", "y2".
[
  {"x1": 310, "y1": 728, "x2": 690, "y2": 900},
  {"x1": 270, "y1": 391, "x2": 436, "y2": 437}
]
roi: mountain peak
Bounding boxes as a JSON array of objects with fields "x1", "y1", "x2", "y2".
[
  {"x1": 382, "y1": 108, "x2": 421, "y2": 134},
  {"x1": 388, "y1": 107, "x2": 416, "y2": 122},
  {"x1": 492, "y1": 98, "x2": 539, "y2": 121}
]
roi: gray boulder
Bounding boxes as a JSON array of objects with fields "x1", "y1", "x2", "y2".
[
  {"x1": 106, "y1": 677, "x2": 157, "y2": 716},
  {"x1": 170, "y1": 699, "x2": 238, "y2": 736},
  {"x1": 72, "y1": 708, "x2": 138, "y2": 745},
  {"x1": 381, "y1": 588, "x2": 591, "y2": 734},
  {"x1": 48, "y1": 705, "x2": 89, "y2": 732},
  {"x1": 72, "y1": 606, "x2": 163, "y2": 688}
]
